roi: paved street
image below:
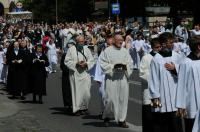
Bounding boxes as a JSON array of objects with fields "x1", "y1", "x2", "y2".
[{"x1": 0, "y1": 68, "x2": 142, "y2": 132}]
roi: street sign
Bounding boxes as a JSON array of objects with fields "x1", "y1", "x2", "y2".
[{"x1": 112, "y1": 3, "x2": 120, "y2": 15}]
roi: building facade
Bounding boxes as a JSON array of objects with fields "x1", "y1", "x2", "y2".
[{"x1": 0, "y1": 0, "x2": 18, "y2": 16}]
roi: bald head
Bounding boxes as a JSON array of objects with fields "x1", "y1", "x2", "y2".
[
  {"x1": 114, "y1": 35, "x2": 124, "y2": 48},
  {"x1": 76, "y1": 36, "x2": 85, "y2": 45}
]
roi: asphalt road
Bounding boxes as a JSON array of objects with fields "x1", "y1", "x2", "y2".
[{"x1": 0, "y1": 68, "x2": 142, "y2": 132}]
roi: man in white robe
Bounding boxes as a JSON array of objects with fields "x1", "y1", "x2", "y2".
[
  {"x1": 64, "y1": 36, "x2": 95, "y2": 115},
  {"x1": 149, "y1": 32, "x2": 184, "y2": 132},
  {"x1": 94, "y1": 36, "x2": 114, "y2": 118},
  {"x1": 176, "y1": 35, "x2": 200, "y2": 132},
  {"x1": 131, "y1": 34, "x2": 144, "y2": 70},
  {"x1": 139, "y1": 38, "x2": 162, "y2": 132},
  {"x1": 100, "y1": 35, "x2": 133, "y2": 128}
]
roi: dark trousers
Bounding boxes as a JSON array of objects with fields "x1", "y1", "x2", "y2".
[
  {"x1": 142, "y1": 105, "x2": 154, "y2": 132},
  {"x1": 184, "y1": 118, "x2": 195, "y2": 132},
  {"x1": 153, "y1": 112, "x2": 183, "y2": 132},
  {"x1": 62, "y1": 73, "x2": 72, "y2": 107}
]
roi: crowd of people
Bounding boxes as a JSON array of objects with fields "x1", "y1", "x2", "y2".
[{"x1": 1, "y1": 16, "x2": 200, "y2": 131}]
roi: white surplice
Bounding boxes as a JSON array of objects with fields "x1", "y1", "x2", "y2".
[
  {"x1": 64, "y1": 46, "x2": 95, "y2": 113},
  {"x1": 139, "y1": 53, "x2": 154, "y2": 105},
  {"x1": 148, "y1": 51, "x2": 185, "y2": 112},
  {"x1": 100, "y1": 46, "x2": 133, "y2": 122},
  {"x1": 94, "y1": 52, "x2": 106, "y2": 111},
  {"x1": 176, "y1": 59, "x2": 200, "y2": 118}
]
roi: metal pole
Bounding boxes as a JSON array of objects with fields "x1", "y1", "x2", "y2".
[
  {"x1": 56, "y1": 0, "x2": 58, "y2": 24},
  {"x1": 108, "y1": 0, "x2": 111, "y2": 20},
  {"x1": 116, "y1": 0, "x2": 119, "y2": 24}
]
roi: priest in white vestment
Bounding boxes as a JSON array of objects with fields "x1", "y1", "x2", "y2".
[
  {"x1": 100, "y1": 35, "x2": 133, "y2": 128},
  {"x1": 64, "y1": 36, "x2": 95, "y2": 115}
]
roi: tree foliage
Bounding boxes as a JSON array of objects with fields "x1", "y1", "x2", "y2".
[{"x1": 21, "y1": 0, "x2": 93, "y2": 23}]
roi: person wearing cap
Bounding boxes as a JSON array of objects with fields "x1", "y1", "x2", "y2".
[
  {"x1": 64, "y1": 36, "x2": 95, "y2": 115},
  {"x1": 60, "y1": 40, "x2": 76, "y2": 110},
  {"x1": 175, "y1": 18, "x2": 188, "y2": 43},
  {"x1": 29, "y1": 44, "x2": 49, "y2": 104}
]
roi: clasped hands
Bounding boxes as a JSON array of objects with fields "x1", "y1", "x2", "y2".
[
  {"x1": 12, "y1": 59, "x2": 23, "y2": 64},
  {"x1": 76, "y1": 61, "x2": 87, "y2": 69},
  {"x1": 114, "y1": 63, "x2": 127, "y2": 70},
  {"x1": 33, "y1": 58, "x2": 45, "y2": 63}
]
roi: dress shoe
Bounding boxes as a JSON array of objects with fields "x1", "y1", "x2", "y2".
[{"x1": 118, "y1": 121, "x2": 129, "y2": 128}]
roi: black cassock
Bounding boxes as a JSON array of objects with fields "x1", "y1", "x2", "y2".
[
  {"x1": 6, "y1": 49, "x2": 28, "y2": 96},
  {"x1": 30, "y1": 53, "x2": 49, "y2": 95},
  {"x1": 60, "y1": 53, "x2": 72, "y2": 107}
]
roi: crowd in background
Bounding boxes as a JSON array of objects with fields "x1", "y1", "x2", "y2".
[{"x1": 1, "y1": 15, "x2": 200, "y2": 131}]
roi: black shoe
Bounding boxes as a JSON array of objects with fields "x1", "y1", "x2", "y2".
[
  {"x1": 118, "y1": 121, "x2": 129, "y2": 128},
  {"x1": 80, "y1": 109, "x2": 90, "y2": 115},
  {"x1": 104, "y1": 118, "x2": 110, "y2": 127},
  {"x1": 73, "y1": 111, "x2": 80, "y2": 116},
  {"x1": 20, "y1": 96, "x2": 26, "y2": 100}
]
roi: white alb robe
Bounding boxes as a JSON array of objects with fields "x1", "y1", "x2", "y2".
[
  {"x1": 139, "y1": 53, "x2": 153, "y2": 105},
  {"x1": 94, "y1": 53, "x2": 106, "y2": 111},
  {"x1": 149, "y1": 51, "x2": 184, "y2": 112},
  {"x1": 46, "y1": 42, "x2": 58, "y2": 64},
  {"x1": 64, "y1": 46, "x2": 95, "y2": 113},
  {"x1": 100, "y1": 46, "x2": 133, "y2": 122},
  {"x1": 131, "y1": 40, "x2": 144, "y2": 69},
  {"x1": 176, "y1": 59, "x2": 200, "y2": 118}
]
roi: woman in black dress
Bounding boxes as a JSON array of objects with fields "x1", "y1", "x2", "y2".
[
  {"x1": 6, "y1": 41, "x2": 27, "y2": 99},
  {"x1": 30, "y1": 44, "x2": 49, "y2": 104}
]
